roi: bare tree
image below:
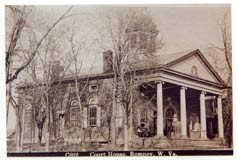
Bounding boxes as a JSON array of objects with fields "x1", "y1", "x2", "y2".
[
  {"x1": 12, "y1": 26, "x2": 73, "y2": 152},
  {"x1": 62, "y1": 27, "x2": 98, "y2": 150},
  {"x1": 208, "y1": 9, "x2": 232, "y2": 147},
  {"x1": 5, "y1": 6, "x2": 74, "y2": 152},
  {"x1": 100, "y1": 7, "x2": 163, "y2": 150},
  {"x1": 5, "y1": 5, "x2": 73, "y2": 84},
  {"x1": 36, "y1": 34, "x2": 75, "y2": 151},
  {"x1": 216, "y1": 10, "x2": 232, "y2": 148},
  {"x1": 5, "y1": 6, "x2": 73, "y2": 127},
  {"x1": 208, "y1": 10, "x2": 231, "y2": 84}
]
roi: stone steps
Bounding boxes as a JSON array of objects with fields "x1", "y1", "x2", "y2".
[
  {"x1": 131, "y1": 137, "x2": 228, "y2": 150},
  {"x1": 20, "y1": 137, "x2": 228, "y2": 152}
]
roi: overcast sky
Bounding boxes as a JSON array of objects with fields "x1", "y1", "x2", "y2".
[
  {"x1": 149, "y1": 4, "x2": 230, "y2": 53},
  {"x1": 35, "y1": 4, "x2": 231, "y2": 73},
  {"x1": 38, "y1": 4, "x2": 230, "y2": 52}
]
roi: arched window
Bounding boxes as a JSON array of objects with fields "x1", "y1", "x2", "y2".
[
  {"x1": 191, "y1": 65, "x2": 198, "y2": 76},
  {"x1": 87, "y1": 97, "x2": 100, "y2": 127},
  {"x1": 88, "y1": 97, "x2": 98, "y2": 105},
  {"x1": 70, "y1": 99, "x2": 80, "y2": 127}
]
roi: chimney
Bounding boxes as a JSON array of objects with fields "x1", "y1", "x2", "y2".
[
  {"x1": 51, "y1": 60, "x2": 64, "y2": 80},
  {"x1": 103, "y1": 50, "x2": 113, "y2": 73}
]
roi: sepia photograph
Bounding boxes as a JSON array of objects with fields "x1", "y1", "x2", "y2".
[{"x1": 5, "y1": 4, "x2": 232, "y2": 156}]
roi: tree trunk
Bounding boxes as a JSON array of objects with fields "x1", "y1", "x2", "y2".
[
  {"x1": 15, "y1": 112, "x2": 22, "y2": 152},
  {"x1": 128, "y1": 90, "x2": 133, "y2": 143},
  {"x1": 20, "y1": 107, "x2": 25, "y2": 150},
  {"x1": 111, "y1": 78, "x2": 117, "y2": 147},
  {"x1": 128, "y1": 105, "x2": 133, "y2": 143},
  {"x1": 45, "y1": 95, "x2": 50, "y2": 151},
  {"x1": 45, "y1": 131, "x2": 50, "y2": 151},
  {"x1": 6, "y1": 83, "x2": 11, "y2": 125},
  {"x1": 80, "y1": 116, "x2": 86, "y2": 151},
  {"x1": 45, "y1": 115, "x2": 50, "y2": 151},
  {"x1": 51, "y1": 108, "x2": 57, "y2": 140},
  {"x1": 226, "y1": 88, "x2": 232, "y2": 147},
  {"x1": 123, "y1": 108, "x2": 129, "y2": 151}
]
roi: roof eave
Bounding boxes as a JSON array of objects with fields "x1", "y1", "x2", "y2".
[{"x1": 161, "y1": 67, "x2": 226, "y2": 89}]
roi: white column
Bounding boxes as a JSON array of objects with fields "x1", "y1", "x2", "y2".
[
  {"x1": 217, "y1": 96, "x2": 224, "y2": 139},
  {"x1": 156, "y1": 81, "x2": 164, "y2": 137},
  {"x1": 180, "y1": 87, "x2": 187, "y2": 138},
  {"x1": 200, "y1": 91, "x2": 207, "y2": 139}
]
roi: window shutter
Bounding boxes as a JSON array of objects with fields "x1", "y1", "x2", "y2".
[
  {"x1": 83, "y1": 107, "x2": 87, "y2": 128},
  {"x1": 96, "y1": 107, "x2": 101, "y2": 127}
]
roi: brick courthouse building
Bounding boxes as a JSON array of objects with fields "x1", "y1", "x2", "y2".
[
  {"x1": 17, "y1": 49, "x2": 228, "y2": 150},
  {"x1": 16, "y1": 17, "x2": 229, "y2": 151}
]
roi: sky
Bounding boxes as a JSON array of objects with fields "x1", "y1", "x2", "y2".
[
  {"x1": 16, "y1": 4, "x2": 229, "y2": 77},
  {"x1": 6, "y1": 4, "x2": 231, "y2": 130},
  {"x1": 149, "y1": 4, "x2": 230, "y2": 53},
  {"x1": 39, "y1": 4, "x2": 230, "y2": 51}
]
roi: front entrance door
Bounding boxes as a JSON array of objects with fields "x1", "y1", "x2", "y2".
[
  {"x1": 152, "y1": 111, "x2": 157, "y2": 136},
  {"x1": 165, "y1": 107, "x2": 176, "y2": 138},
  {"x1": 206, "y1": 115, "x2": 218, "y2": 139}
]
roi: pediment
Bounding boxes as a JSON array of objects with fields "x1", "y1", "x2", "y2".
[{"x1": 165, "y1": 51, "x2": 223, "y2": 84}]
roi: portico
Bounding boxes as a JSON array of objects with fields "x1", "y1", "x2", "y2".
[
  {"x1": 132, "y1": 49, "x2": 226, "y2": 141},
  {"x1": 139, "y1": 79, "x2": 224, "y2": 140}
]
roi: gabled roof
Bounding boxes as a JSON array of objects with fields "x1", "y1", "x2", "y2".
[
  {"x1": 159, "y1": 49, "x2": 196, "y2": 65},
  {"x1": 127, "y1": 49, "x2": 225, "y2": 85},
  {"x1": 162, "y1": 49, "x2": 225, "y2": 85}
]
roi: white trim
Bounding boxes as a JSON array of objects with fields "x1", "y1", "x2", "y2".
[
  {"x1": 160, "y1": 74, "x2": 223, "y2": 95},
  {"x1": 180, "y1": 87, "x2": 187, "y2": 137},
  {"x1": 200, "y1": 92, "x2": 207, "y2": 139},
  {"x1": 217, "y1": 97, "x2": 224, "y2": 139},
  {"x1": 139, "y1": 72, "x2": 224, "y2": 95},
  {"x1": 156, "y1": 82, "x2": 164, "y2": 137}
]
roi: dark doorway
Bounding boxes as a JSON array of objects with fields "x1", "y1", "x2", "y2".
[
  {"x1": 205, "y1": 99, "x2": 218, "y2": 139},
  {"x1": 206, "y1": 115, "x2": 218, "y2": 139},
  {"x1": 152, "y1": 111, "x2": 157, "y2": 136},
  {"x1": 164, "y1": 107, "x2": 175, "y2": 138}
]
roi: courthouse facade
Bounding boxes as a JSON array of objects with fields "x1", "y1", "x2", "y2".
[
  {"x1": 16, "y1": 16, "x2": 228, "y2": 150},
  {"x1": 18, "y1": 49, "x2": 228, "y2": 150}
]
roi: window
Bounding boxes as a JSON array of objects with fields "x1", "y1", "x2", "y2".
[
  {"x1": 87, "y1": 97, "x2": 100, "y2": 127},
  {"x1": 89, "y1": 107, "x2": 97, "y2": 127},
  {"x1": 70, "y1": 100, "x2": 80, "y2": 127},
  {"x1": 89, "y1": 84, "x2": 98, "y2": 92},
  {"x1": 140, "y1": 109, "x2": 147, "y2": 127},
  {"x1": 191, "y1": 65, "x2": 198, "y2": 76},
  {"x1": 70, "y1": 107, "x2": 79, "y2": 120}
]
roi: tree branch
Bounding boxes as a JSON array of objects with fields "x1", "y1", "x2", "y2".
[{"x1": 6, "y1": 6, "x2": 73, "y2": 84}]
